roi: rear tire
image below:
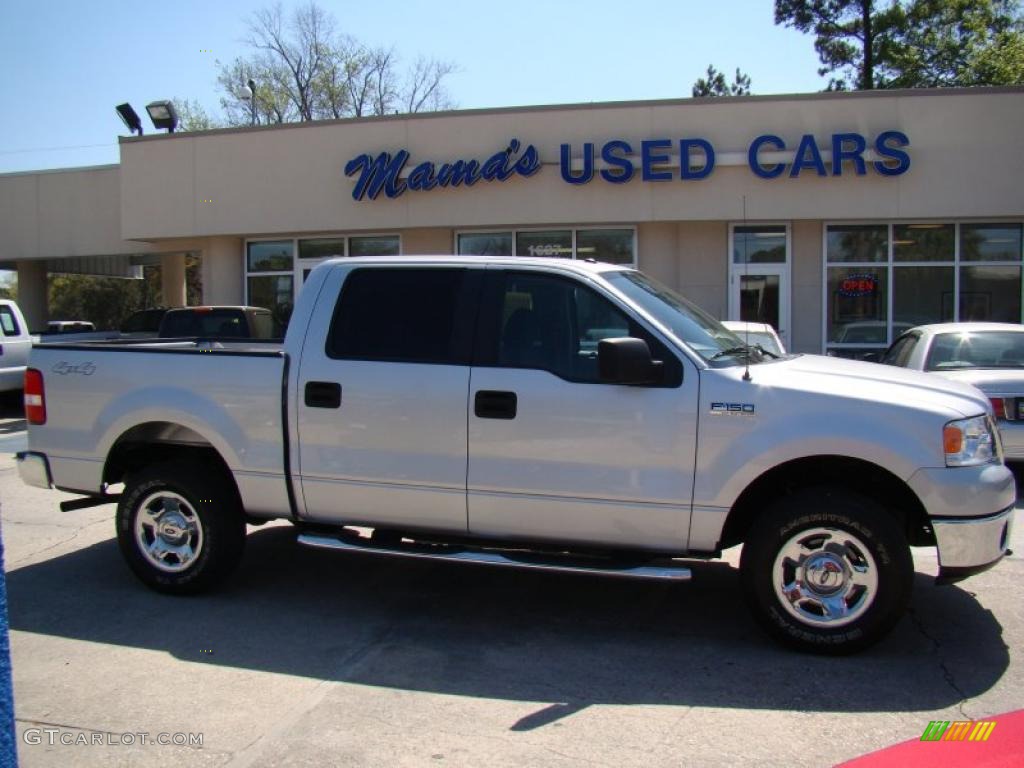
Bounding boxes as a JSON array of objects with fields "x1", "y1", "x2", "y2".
[
  {"x1": 740, "y1": 486, "x2": 913, "y2": 654},
  {"x1": 116, "y1": 460, "x2": 245, "y2": 594}
]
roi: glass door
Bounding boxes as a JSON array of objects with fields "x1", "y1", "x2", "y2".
[{"x1": 728, "y1": 224, "x2": 791, "y2": 349}]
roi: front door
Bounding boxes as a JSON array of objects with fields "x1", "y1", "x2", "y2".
[
  {"x1": 728, "y1": 224, "x2": 791, "y2": 348},
  {"x1": 467, "y1": 269, "x2": 699, "y2": 551}
]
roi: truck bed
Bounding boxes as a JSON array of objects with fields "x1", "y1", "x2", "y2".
[{"x1": 27, "y1": 338, "x2": 290, "y2": 517}]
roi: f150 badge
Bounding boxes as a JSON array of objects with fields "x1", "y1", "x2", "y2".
[{"x1": 710, "y1": 402, "x2": 755, "y2": 416}]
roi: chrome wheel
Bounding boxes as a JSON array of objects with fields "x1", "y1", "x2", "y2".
[
  {"x1": 772, "y1": 526, "x2": 878, "y2": 628},
  {"x1": 134, "y1": 491, "x2": 204, "y2": 573}
]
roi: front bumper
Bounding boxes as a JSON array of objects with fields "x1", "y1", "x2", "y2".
[
  {"x1": 933, "y1": 505, "x2": 1014, "y2": 584},
  {"x1": 16, "y1": 451, "x2": 52, "y2": 489}
]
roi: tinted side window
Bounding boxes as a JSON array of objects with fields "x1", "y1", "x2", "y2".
[
  {"x1": 121, "y1": 309, "x2": 166, "y2": 333},
  {"x1": 484, "y1": 272, "x2": 681, "y2": 386},
  {"x1": 250, "y1": 311, "x2": 280, "y2": 339},
  {"x1": 0, "y1": 307, "x2": 21, "y2": 336},
  {"x1": 881, "y1": 334, "x2": 917, "y2": 367},
  {"x1": 327, "y1": 268, "x2": 475, "y2": 365}
]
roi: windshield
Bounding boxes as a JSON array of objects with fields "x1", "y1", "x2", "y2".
[
  {"x1": 926, "y1": 330, "x2": 1024, "y2": 370},
  {"x1": 604, "y1": 270, "x2": 768, "y2": 365},
  {"x1": 738, "y1": 331, "x2": 782, "y2": 356}
]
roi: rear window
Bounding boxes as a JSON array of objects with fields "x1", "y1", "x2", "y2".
[
  {"x1": 326, "y1": 268, "x2": 473, "y2": 364},
  {"x1": 0, "y1": 306, "x2": 20, "y2": 337},
  {"x1": 926, "y1": 330, "x2": 1024, "y2": 370},
  {"x1": 160, "y1": 309, "x2": 248, "y2": 338}
]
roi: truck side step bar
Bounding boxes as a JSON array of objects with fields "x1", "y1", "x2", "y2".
[{"x1": 297, "y1": 531, "x2": 692, "y2": 582}]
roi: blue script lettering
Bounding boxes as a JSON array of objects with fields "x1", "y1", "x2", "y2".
[
  {"x1": 345, "y1": 139, "x2": 540, "y2": 201},
  {"x1": 344, "y1": 151, "x2": 409, "y2": 200}
]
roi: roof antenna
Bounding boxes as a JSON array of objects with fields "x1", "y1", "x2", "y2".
[{"x1": 742, "y1": 195, "x2": 752, "y2": 382}]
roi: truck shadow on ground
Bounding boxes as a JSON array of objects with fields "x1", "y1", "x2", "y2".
[{"x1": 6, "y1": 525, "x2": 1010, "y2": 724}]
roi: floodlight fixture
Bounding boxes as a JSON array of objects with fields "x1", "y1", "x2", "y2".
[
  {"x1": 145, "y1": 100, "x2": 179, "y2": 133},
  {"x1": 115, "y1": 103, "x2": 143, "y2": 136}
]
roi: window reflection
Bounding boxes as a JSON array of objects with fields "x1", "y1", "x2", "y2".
[{"x1": 733, "y1": 226, "x2": 786, "y2": 264}]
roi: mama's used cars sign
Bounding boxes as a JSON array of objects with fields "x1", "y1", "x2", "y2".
[{"x1": 343, "y1": 131, "x2": 910, "y2": 201}]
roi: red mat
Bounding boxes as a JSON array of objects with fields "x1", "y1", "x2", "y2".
[{"x1": 837, "y1": 709, "x2": 1024, "y2": 768}]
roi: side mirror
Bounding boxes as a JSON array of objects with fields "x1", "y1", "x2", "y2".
[{"x1": 598, "y1": 337, "x2": 663, "y2": 385}]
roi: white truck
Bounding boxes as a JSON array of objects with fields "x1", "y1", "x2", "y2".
[
  {"x1": 0, "y1": 300, "x2": 33, "y2": 393},
  {"x1": 16, "y1": 257, "x2": 1016, "y2": 653}
]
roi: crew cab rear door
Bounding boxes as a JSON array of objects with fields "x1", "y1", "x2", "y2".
[
  {"x1": 466, "y1": 268, "x2": 698, "y2": 550},
  {"x1": 295, "y1": 265, "x2": 481, "y2": 532}
]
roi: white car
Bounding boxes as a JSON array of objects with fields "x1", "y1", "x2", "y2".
[
  {"x1": 882, "y1": 322, "x2": 1024, "y2": 461},
  {"x1": 720, "y1": 321, "x2": 786, "y2": 356}
]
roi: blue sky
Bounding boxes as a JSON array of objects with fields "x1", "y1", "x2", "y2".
[{"x1": 0, "y1": 0, "x2": 826, "y2": 174}]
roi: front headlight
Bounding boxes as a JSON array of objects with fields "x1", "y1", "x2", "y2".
[{"x1": 944, "y1": 415, "x2": 999, "y2": 467}]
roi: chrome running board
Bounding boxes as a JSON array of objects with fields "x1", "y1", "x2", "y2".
[{"x1": 297, "y1": 532, "x2": 691, "y2": 582}]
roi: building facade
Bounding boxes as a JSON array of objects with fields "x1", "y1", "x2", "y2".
[{"x1": 2, "y1": 87, "x2": 1022, "y2": 356}]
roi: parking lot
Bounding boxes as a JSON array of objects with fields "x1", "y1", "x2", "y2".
[{"x1": 2, "y1": 399, "x2": 1022, "y2": 767}]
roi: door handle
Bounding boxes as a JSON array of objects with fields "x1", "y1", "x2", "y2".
[
  {"x1": 474, "y1": 390, "x2": 517, "y2": 420},
  {"x1": 305, "y1": 381, "x2": 342, "y2": 409}
]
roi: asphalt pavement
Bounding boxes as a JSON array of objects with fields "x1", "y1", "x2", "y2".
[{"x1": 1, "y1": 401, "x2": 1022, "y2": 767}]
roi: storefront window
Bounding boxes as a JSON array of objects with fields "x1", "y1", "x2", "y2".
[
  {"x1": 458, "y1": 227, "x2": 636, "y2": 264},
  {"x1": 248, "y1": 275, "x2": 294, "y2": 330},
  {"x1": 733, "y1": 225, "x2": 786, "y2": 264},
  {"x1": 458, "y1": 232, "x2": 513, "y2": 256},
  {"x1": 298, "y1": 238, "x2": 346, "y2": 260},
  {"x1": 516, "y1": 230, "x2": 572, "y2": 259},
  {"x1": 247, "y1": 241, "x2": 293, "y2": 272},
  {"x1": 960, "y1": 266, "x2": 1021, "y2": 322},
  {"x1": 248, "y1": 234, "x2": 399, "y2": 330},
  {"x1": 577, "y1": 229, "x2": 633, "y2": 264},
  {"x1": 894, "y1": 266, "x2": 953, "y2": 327},
  {"x1": 824, "y1": 222, "x2": 1024, "y2": 355},
  {"x1": 893, "y1": 224, "x2": 954, "y2": 262},
  {"x1": 827, "y1": 267, "x2": 889, "y2": 344},
  {"x1": 827, "y1": 225, "x2": 887, "y2": 263},
  {"x1": 350, "y1": 235, "x2": 400, "y2": 256},
  {"x1": 961, "y1": 224, "x2": 1022, "y2": 262}
]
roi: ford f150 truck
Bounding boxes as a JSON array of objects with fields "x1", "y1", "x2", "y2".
[{"x1": 16, "y1": 257, "x2": 1016, "y2": 653}]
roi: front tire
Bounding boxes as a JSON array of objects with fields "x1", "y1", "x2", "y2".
[
  {"x1": 740, "y1": 486, "x2": 913, "y2": 654},
  {"x1": 116, "y1": 460, "x2": 245, "y2": 594}
]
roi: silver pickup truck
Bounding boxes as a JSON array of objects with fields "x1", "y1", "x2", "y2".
[{"x1": 17, "y1": 257, "x2": 1016, "y2": 653}]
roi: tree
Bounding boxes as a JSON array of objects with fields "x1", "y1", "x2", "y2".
[
  {"x1": 692, "y1": 65, "x2": 753, "y2": 96},
  {"x1": 173, "y1": 98, "x2": 222, "y2": 132},
  {"x1": 215, "y1": 2, "x2": 457, "y2": 125},
  {"x1": 881, "y1": 0, "x2": 1024, "y2": 87},
  {"x1": 774, "y1": 0, "x2": 907, "y2": 90},
  {"x1": 48, "y1": 257, "x2": 202, "y2": 330},
  {"x1": 775, "y1": 0, "x2": 1024, "y2": 90}
]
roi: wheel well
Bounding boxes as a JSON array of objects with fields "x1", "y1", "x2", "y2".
[
  {"x1": 103, "y1": 422, "x2": 239, "y2": 505},
  {"x1": 719, "y1": 456, "x2": 932, "y2": 550}
]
